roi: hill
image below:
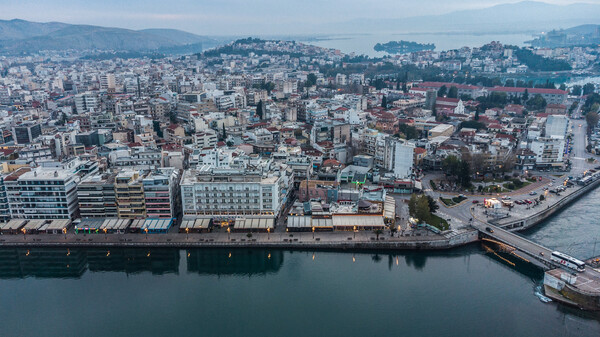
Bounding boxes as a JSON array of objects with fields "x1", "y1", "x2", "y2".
[
  {"x1": 0, "y1": 19, "x2": 218, "y2": 55},
  {"x1": 337, "y1": 1, "x2": 600, "y2": 34}
]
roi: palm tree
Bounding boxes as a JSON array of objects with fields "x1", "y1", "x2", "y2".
[{"x1": 374, "y1": 229, "x2": 384, "y2": 240}]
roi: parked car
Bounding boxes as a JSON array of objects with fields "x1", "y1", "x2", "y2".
[
  {"x1": 472, "y1": 200, "x2": 479, "y2": 204},
  {"x1": 485, "y1": 227, "x2": 494, "y2": 233},
  {"x1": 529, "y1": 191, "x2": 537, "y2": 195}
]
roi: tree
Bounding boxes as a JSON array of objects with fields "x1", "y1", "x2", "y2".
[
  {"x1": 408, "y1": 194, "x2": 418, "y2": 217},
  {"x1": 522, "y1": 89, "x2": 529, "y2": 102},
  {"x1": 458, "y1": 160, "x2": 471, "y2": 188},
  {"x1": 415, "y1": 196, "x2": 431, "y2": 224},
  {"x1": 583, "y1": 93, "x2": 600, "y2": 114},
  {"x1": 539, "y1": 195, "x2": 545, "y2": 202},
  {"x1": 470, "y1": 153, "x2": 487, "y2": 174},
  {"x1": 306, "y1": 73, "x2": 317, "y2": 87},
  {"x1": 426, "y1": 195, "x2": 439, "y2": 213},
  {"x1": 261, "y1": 81, "x2": 276, "y2": 94},
  {"x1": 459, "y1": 120, "x2": 486, "y2": 131},
  {"x1": 381, "y1": 95, "x2": 387, "y2": 108},
  {"x1": 504, "y1": 79, "x2": 515, "y2": 87},
  {"x1": 443, "y1": 155, "x2": 471, "y2": 187},
  {"x1": 447, "y1": 86, "x2": 458, "y2": 99},
  {"x1": 586, "y1": 111, "x2": 599, "y2": 130},
  {"x1": 460, "y1": 94, "x2": 473, "y2": 101},
  {"x1": 398, "y1": 123, "x2": 419, "y2": 140},
  {"x1": 402, "y1": 82, "x2": 408, "y2": 93},
  {"x1": 526, "y1": 94, "x2": 546, "y2": 111},
  {"x1": 559, "y1": 83, "x2": 566, "y2": 91},
  {"x1": 571, "y1": 85, "x2": 582, "y2": 96},
  {"x1": 442, "y1": 155, "x2": 461, "y2": 176},
  {"x1": 583, "y1": 83, "x2": 595, "y2": 96},
  {"x1": 153, "y1": 120, "x2": 163, "y2": 138},
  {"x1": 222, "y1": 123, "x2": 227, "y2": 140},
  {"x1": 256, "y1": 100, "x2": 264, "y2": 120},
  {"x1": 168, "y1": 110, "x2": 178, "y2": 124},
  {"x1": 437, "y1": 85, "x2": 447, "y2": 97}
]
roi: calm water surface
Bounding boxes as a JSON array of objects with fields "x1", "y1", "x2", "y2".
[
  {"x1": 1, "y1": 190, "x2": 600, "y2": 336},
  {"x1": 304, "y1": 33, "x2": 532, "y2": 57}
]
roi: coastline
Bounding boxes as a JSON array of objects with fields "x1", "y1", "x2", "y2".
[{"x1": 1, "y1": 176, "x2": 599, "y2": 252}]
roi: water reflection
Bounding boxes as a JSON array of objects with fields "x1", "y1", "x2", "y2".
[
  {"x1": 0, "y1": 248, "x2": 180, "y2": 279},
  {"x1": 87, "y1": 249, "x2": 180, "y2": 275},
  {"x1": 0, "y1": 248, "x2": 86, "y2": 279},
  {"x1": 186, "y1": 249, "x2": 283, "y2": 276}
]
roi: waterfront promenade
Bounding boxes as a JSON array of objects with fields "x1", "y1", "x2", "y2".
[{"x1": 0, "y1": 227, "x2": 477, "y2": 250}]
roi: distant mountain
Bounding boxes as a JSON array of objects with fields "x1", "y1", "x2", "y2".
[
  {"x1": 0, "y1": 19, "x2": 69, "y2": 40},
  {"x1": 527, "y1": 24, "x2": 600, "y2": 47},
  {"x1": 563, "y1": 24, "x2": 600, "y2": 35},
  {"x1": 139, "y1": 28, "x2": 213, "y2": 45},
  {"x1": 336, "y1": 1, "x2": 600, "y2": 34},
  {"x1": 0, "y1": 19, "x2": 219, "y2": 55}
]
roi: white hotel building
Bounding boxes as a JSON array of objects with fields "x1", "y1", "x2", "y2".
[{"x1": 180, "y1": 165, "x2": 290, "y2": 220}]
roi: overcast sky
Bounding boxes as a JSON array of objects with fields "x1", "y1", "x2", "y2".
[{"x1": 0, "y1": 0, "x2": 592, "y2": 35}]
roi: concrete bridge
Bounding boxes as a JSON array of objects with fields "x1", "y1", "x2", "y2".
[
  {"x1": 471, "y1": 221, "x2": 557, "y2": 270},
  {"x1": 473, "y1": 221, "x2": 600, "y2": 309}
]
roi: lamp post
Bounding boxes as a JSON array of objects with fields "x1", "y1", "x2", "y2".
[
  {"x1": 22, "y1": 228, "x2": 26, "y2": 240},
  {"x1": 63, "y1": 227, "x2": 67, "y2": 240},
  {"x1": 312, "y1": 226, "x2": 315, "y2": 239},
  {"x1": 267, "y1": 227, "x2": 270, "y2": 240},
  {"x1": 353, "y1": 225, "x2": 357, "y2": 239},
  {"x1": 103, "y1": 228, "x2": 107, "y2": 240},
  {"x1": 227, "y1": 227, "x2": 231, "y2": 240},
  {"x1": 145, "y1": 228, "x2": 148, "y2": 240},
  {"x1": 185, "y1": 227, "x2": 189, "y2": 240}
]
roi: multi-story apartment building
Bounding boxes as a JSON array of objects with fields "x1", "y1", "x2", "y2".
[
  {"x1": 9, "y1": 167, "x2": 81, "y2": 220},
  {"x1": 530, "y1": 137, "x2": 565, "y2": 169},
  {"x1": 143, "y1": 168, "x2": 180, "y2": 219},
  {"x1": 77, "y1": 173, "x2": 117, "y2": 218},
  {"x1": 12, "y1": 122, "x2": 42, "y2": 145},
  {"x1": 384, "y1": 138, "x2": 415, "y2": 179},
  {"x1": 74, "y1": 91, "x2": 101, "y2": 113},
  {"x1": 193, "y1": 130, "x2": 218, "y2": 148},
  {"x1": 115, "y1": 170, "x2": 146, "y2": 219},
  {"x1": 0, "y1": 175, "x2": 9, "y2": 223}
]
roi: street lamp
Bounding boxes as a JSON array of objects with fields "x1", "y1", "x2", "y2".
[
  {"x1": 145, "y1": 228, "x2": 148, "y2": 240},
  {"x1": 312, "y1": 226, "x2": 315, "y2": 239},
  {"x1": 63, "y1": 227, "x2": 67, "y2": 240},
  {"x1": 185, "y1": 227, "x2": 189, "y2": 240},
  {"x1": 22, "y1": 227, "x2": 26, "y2": 240},
  {"x1": 267, "y1": 227, "x2": 270, "y2": 240},
  {"x1": 227, "y1": 227, "x2": 231, "y2": 240},
  {"x1": 103, "y1": 228, "x2": 107, "y2": 240},
  {"x1": 353, "y1": 225, "x2": 357, "y2": 239}
]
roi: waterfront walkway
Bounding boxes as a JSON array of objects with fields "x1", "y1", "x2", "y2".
[{"x1": 0, "y1": 228, "x2": 463, "y2": 249}]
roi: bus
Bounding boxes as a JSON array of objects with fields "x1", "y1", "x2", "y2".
[{"x1": 551, "y1": 251, "x2": 585, "y2": 272}]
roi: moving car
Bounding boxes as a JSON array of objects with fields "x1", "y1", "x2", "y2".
[
  {"x1": 529, "y1": 191, "x2": 537, "y2": 195},
  {"x1": 485, "y1": 227, "x2": 494, "y2": 233}
]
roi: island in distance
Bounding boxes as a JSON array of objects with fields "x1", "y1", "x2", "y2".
[{"x1": 374, "y1": 40, "x2": 435, "y2": 54}]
